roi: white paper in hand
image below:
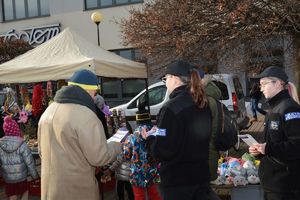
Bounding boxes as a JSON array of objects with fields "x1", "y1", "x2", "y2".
[
  {"x1": 107, "y1": 129, "x2": 130, "y2": 143},
  {"x1": 238, "y1": 134, "x2": 258, "y2": 147},
  {"x1": 147, "y1": 128, "x2": 166, "y2": 136}
]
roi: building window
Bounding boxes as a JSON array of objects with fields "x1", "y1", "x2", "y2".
[
  {"x1": 101, "y1": 77, "x2": 145, "y2": 107},
  {"x1": 102, "y1": 78, "x2": 120, "y2": 99},
  {"x1": 122, "y1": 79, "x2": 145, "y2": 98},
  {"x1": 112, "y1": 48, "x2": 142, "y2": 61},
  {"x1": 2, "y1": 0, "x2": 49, "y2": 21},
  {"x1": 101, "y1": 48, "x2": 145, "y2": 107},
  {"x1": 85, "y1": 0, "x2": 143, "y2": 9}
]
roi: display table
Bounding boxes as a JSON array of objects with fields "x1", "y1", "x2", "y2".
[{"x1": 211, "y1": 184, "x2": 264, "y2": 200}]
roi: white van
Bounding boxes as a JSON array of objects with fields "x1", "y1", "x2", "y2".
[
  {"x1": 112, "y1": 74, "x2": 249, "y2": 131},
  {"x1": 211, "y1": 74, "x2": 249, "y2": 129}
]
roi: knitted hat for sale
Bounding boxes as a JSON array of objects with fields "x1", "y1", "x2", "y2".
[
  {"x1": 3, "y1": 116, "x2": 21, "y2": 137},
  {"x1": 68, "y1": 69, "x2": 99, "y2": 90}
]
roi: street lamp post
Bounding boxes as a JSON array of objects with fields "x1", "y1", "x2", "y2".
[{"x1": 91, "y1": 11, "x2": 103, "y2": 46}]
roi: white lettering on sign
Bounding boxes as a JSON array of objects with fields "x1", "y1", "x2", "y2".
[{"x1": 0, "y1": 24, "x2": 60, "y2": 46}]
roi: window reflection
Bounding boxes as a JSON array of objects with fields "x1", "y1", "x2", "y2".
[
  {"x1": 28, "y1": 0, "x2": 39, "y2": 17},
  {"x1": 15, "y1": 0, "x2": 26, "y2": 19},
  {"x1": 101, "y1": 0, "x2": 113, "y2": 7},
  {"x1": 3, "y1": 0, "x2": 14, "y2": 21},
  {"x1": 40, "y1": 0, "x2": 50, "y2": 15},
  {"x1": 3, "y1": 0, "x2": 49, "y2": 21},
  {"x1": 122, "y1": 79, "x2": 145, "y2": 98},
  {"x1": 103, "y1": 78, "x2": 119, "y2": 98},
  {"x1": 85, "y1": 0, "x2": 143, "y2": 9},
  {"x1": 116, "y1": 0, "x2": 128, "y2": 4}
]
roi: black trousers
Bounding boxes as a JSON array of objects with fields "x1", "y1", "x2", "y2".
[
  {"x1": 116, "y1": 180, "x2": 134, "y2": 200},
  {"x1": 264, "y1": 191, "x2": 300, "y2": 200},
  {"x1": 160, "y1": 184, "x2": 220, "y2": 200}
]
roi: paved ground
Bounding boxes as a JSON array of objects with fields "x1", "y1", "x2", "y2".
[
  {"x1": 0, "y1": 116, "x2": 265, "y2": 200},
  {"x1": 0, "y1": 181, "x2": 116, "y2": 200}
]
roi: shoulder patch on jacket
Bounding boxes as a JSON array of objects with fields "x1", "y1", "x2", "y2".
[
  {"x1": 270, "y1": 121, "x2": 279, "y2": 130},
  {"x1": 284, "y1": 112, "x2": 300, "y2": 121}
]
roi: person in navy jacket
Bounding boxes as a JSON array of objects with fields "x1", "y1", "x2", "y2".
[
  {"x1": 249, "y1": 65, "x2": 300, "y2": 200},
  {"x1": 143, "y1": 60, "x2": 220, "y2": 200}
]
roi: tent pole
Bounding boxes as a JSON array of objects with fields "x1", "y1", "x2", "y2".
[{"x1": 99, "y1": 77, "x2": 103, "y2": 95}]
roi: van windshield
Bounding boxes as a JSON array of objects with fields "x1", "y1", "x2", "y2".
[{"x1": 127, "y1": 85, "x2": 167, "y2": 109}]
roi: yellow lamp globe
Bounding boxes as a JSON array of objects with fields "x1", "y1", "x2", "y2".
[{"x1": 91, "y1": 12, "x2": 103, "y2": 24}]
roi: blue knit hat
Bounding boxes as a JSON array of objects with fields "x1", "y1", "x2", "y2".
[{"x1": 68, "y1": 69, "x2": 99, "y2": 90}]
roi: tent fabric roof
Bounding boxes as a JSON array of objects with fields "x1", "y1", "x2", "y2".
[{"x1": 0, "y1": 28, "x2": 147, "y2": 83}]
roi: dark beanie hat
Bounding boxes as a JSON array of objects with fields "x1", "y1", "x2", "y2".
[
  {"x1": 68, "y1": 69, "x2": 99, "y2": 90},
  {"x1": 164, "y1": 60, "x2": 195, "y2": 78},
  {"x1": 256, "y1": 66, "x2": 288, "y2": 83}
]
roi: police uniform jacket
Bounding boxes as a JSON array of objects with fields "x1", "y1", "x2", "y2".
[
  {"x1": 149, "y1": 85, "x2": 212, "y2": 187},
  {"x1": 259, "y1": 89, "x2": 300, "y2": 193}
]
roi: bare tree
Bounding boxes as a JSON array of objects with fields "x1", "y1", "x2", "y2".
[
  {"x1": 120, "y1": 0, "x2": 300, "y2": 89},
  {"x1": 0, "y1": 38, "x2": 32, "y2": 64}
]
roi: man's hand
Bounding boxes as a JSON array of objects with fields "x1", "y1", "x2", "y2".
[
  {"x1": 255, "y1": 143, "x2": 266, "y2": 155},
  {"x1": 141, "y1": 126, "x2": 149, "y2": 139},
  {"x1": 103, "y1": 169, "x2": 112, "y2": 176},
  {"x1": 249, "y1": 145, "x2": 260, "y2": 156},
  {"x1": 249, "y1": 143, "x2": 266, "y2": 156},
  {"x1": 100, "y1": 174, "x2": 111, "y2": 183}
]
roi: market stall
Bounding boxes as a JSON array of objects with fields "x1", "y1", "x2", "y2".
[
  {"x1": 0, "y1": 28, "x2": 148, "y2": 197},
  {"x1": 0, "y1": 27, "x2": 148, "y2": 140},
  {"x1": 0, "y1": 27, "x2": 147, "y2": 84}
]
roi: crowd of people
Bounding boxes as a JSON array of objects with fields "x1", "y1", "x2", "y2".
[{"x1": 0, "y1": 61, "x2": 299, "y2": 200}]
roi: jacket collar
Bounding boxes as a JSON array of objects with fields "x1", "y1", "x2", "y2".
[
  {"x1": 267, "y1": 89, "x2": 290, "y2": 109},
  {"x1": 54, "y1": 85, "x2": 96, "y2": 113},
  {"x1": 169, "y1": 85, "x2": 189, "y2": 99}
]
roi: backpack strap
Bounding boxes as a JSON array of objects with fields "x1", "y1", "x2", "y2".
[
  {"x1": 220, "y1": 103, "x2": 224, "y2": 134},
  {"x1": 214, "y1": 98, "x2": 223, "y2": 135}
]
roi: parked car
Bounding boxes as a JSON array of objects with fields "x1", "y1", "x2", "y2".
[{"x1": 112, "y1": 74, "x2": 249, "y2": 132}]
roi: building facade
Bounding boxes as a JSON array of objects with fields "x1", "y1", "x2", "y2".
[
  {"x1": 0, "y1": 0, "x2": 297, "y2": 106},
  {"x1": 0, "y1": 0, "x2": 148, "y2": 106}
]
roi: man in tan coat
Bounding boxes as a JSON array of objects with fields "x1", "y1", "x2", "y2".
[{"x1": 38, "y1": 69, "x2": 121, "y2": 200}]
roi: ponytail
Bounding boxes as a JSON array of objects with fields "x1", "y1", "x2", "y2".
[
  {"x1": 287, "y1": 82, "x2": 300, "y2": 104},
  {"x1": 188, "y1": 70, "x2": 208, "y2": 108}
]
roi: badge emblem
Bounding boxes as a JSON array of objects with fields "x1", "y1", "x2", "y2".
[{"x1": 270, "y1": 121, "x2": 279, "y2": 130}]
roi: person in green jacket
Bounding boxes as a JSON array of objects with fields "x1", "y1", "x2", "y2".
[{"x1": 200, "y1": 72, "x2": 222, "y2": 182}]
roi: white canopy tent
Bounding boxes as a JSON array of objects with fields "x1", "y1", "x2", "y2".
[{"x1": 0, "y1": 28, "x2": 147, "y2": 84}]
